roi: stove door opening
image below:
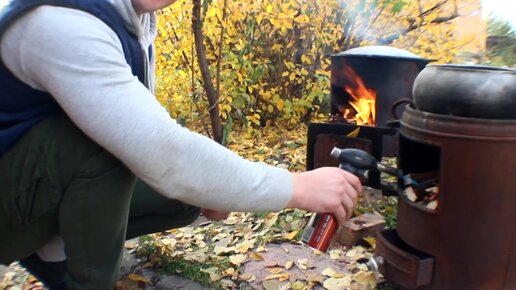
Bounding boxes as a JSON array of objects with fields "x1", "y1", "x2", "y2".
[{"x1": 398, "y1": 134, "x2": 441, "y2": 211}]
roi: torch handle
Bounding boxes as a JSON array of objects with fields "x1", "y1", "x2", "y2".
[{"x1": 339, "y1": 163, "x2": 368, "y2": 179}]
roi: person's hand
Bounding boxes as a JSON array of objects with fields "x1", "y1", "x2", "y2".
[
  {"x1": 201, "y1": 209, "x2": 231, "y2": 221},
  {"x1": 287, "y1": 167, "x2": 361, "y2": 225}
]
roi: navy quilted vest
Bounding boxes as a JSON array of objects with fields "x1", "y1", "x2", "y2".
[{"x1": 0, "y1": 0, "x2": 146, "y2": 154}]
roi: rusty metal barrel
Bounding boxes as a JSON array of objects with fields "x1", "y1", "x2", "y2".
[{"x1": 376, "y1": 105, "x2": 516, "y2": 289}]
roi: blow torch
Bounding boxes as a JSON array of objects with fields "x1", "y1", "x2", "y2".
[{"x1": 300, "y1": 147, "x2": 408, "y2": 252}]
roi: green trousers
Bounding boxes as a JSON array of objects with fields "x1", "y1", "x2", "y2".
[{"x1": 0, "y1": 116, "x2": 200, "y2": 289}]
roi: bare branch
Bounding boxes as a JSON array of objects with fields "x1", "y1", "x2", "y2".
[
  {"x1": 379, "y1": 0, "x2": 460, "y2": 45},
  {"x1": 417, "y1": 0, "x2": 424, "y2": 16},
  {"x1": 216, "y1": 0, "x2": 228, "y2": 98},
  {"x1": 192, "y1": 0, "x2": 223, "y2": 143}
]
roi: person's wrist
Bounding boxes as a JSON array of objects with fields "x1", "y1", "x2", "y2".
[
  {"x1": 287, "y1": 173, "x2": 303, "y2": 209},
  {"x1": 201, "y1": 209, "x2": 230, "y2": 221}
]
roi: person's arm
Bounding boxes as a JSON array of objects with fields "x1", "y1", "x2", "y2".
[
  {"x1": 1, "y1": 6, "x2": 361, "y2": 222},
  {"x1": 1, "y1": 6, "x2": 291, "y2": 212}
]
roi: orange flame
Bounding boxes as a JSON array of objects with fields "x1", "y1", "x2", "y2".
[{"x1": 342, "y1": 66, "x2": 376, "y2": 126}]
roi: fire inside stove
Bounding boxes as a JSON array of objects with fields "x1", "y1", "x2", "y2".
[
  {"x1": 338, "y1": 65, "x2": 377, "y2": 126},
  {"x1": 332, "y1": 62, "x2": 376, "y2": 126}
]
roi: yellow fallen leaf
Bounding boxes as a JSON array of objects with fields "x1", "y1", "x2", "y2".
[
  {"x1": 291, "y1": 281, "x2": 305, "y2": 290},
  {"x1": 264, "y1": 272, "x2": 290, "y2": 282},
  {"x1": 329, "y1": 249, "x2": 342, "y2": 260},
  {"x1": 250, "y1": 252, "x2": 265, "y2": 261},
  {"x1": 346, "y1": 246, "x2": 367, "y2": 258},
  {"x1": 161, "y1": 238, "x2": 176, "y2": 246},
  {"x1": 142, "y1": 257, "x2": 161, "y2": 268},
  {"x1": 224, "y1": 267, "x2": 236, "y2": 276},
  {"x1": 346, "y1": 248, "x2": 357, "y2": 257},
  {"x1": 209, "y1": 273, "x2": 221, "y2": 281},
  {"x1": 285, "y1": 261, "x2": 294, "y2": 270},
  {"x1": 305, "y1": 272, "x2": 325, "y2": 283},
  {"x1": 223, "y1": 217, "x2": 239, "y2": 225},
  {"x1": 200, "y1": 267, "x2": 217, "y2": 274},
  {"x1": 321, "y1": 268, "x2": 337, "y2": 277},
  {"x1": 266, "y1": 267, "x2": 285, "y2": 274},
  {"x1": 321, "y1": 267, "x2": 346, "y2": 278},
  {"x1": 312, "y1": 249, "x2": 323, "y2": 255},
  {"x1": 212, "y1": 232, "x2": 228, "y2": 242},
  {"x1": 296, "y1": 258, "x2": 314, "y2": 270},
  {"x1": 214, "y1": 246, "x2": 235, "y2": 255},
  {"x1": 184, "y1": 252, "x2": 209, "y2": 263},
  {"x1": 286, "y1": 230, "x2": 299, "y2": 240},
  {"x1": 239, "y1": 273, "x2": 256, "y2": 282},
  {"x1": 346, "y1": 127, "x2": 361, "y2": 137},
  {"x1": 229, "y1": 254, "x2": 247, "y2": 266},
  {"x1": 236, "y1": 240, "x2": 254, "y2": 253},
  {"x1": 264, "y1": 214, "x2": 279, "y2": 229},
  {"x1": 323, "y1": 276, "x2": 352, "y2": 289},
  {"x1": 4, "y1": 271, "x2": 15, "y2": 280},
  {"x1": 124, "y1": 240, "x2": 138, "y2": 249},
  {"x1": 196, "y1": 240, "x2": 207, "y2": 248},
  {"x1": 363, "y1": 236, "x2": 376, "y2": 249},
  {"x1": 127, "y1": 273, "x2": 150, "y2": 284},
  {"x1": 297, "y1": 258, "x2": 308, "y2": 270},
  {"x1": 353, "y1": 271, "x2": 377, "y2": 288},
  {"x1": 256, "y1": 245, "x2": 268, "y2": 252}
]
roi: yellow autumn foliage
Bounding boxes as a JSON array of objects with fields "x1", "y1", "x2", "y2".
[{"x1": 154, "y1": 0, "x2": 478, "y2": 132}]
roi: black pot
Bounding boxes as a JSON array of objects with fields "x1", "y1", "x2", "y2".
[{"x1": 413, "y1": 64, "x2": 516, "y2": 119}]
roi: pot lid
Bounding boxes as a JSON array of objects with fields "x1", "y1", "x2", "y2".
[
  {"x1": 425, "y1": 63, "x2": 516, "y2": 73},
  {"x1": 332, "y1": 46, "x2": 430, "y2": 62}
]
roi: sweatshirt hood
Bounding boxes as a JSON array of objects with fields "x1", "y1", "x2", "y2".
[{"x1": 107, "y1": 0, "x2": 157, "y2": 47}]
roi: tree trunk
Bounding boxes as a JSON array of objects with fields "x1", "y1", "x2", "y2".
[{"x1": 192, "y1": 0, "x2": 223, "y2": 143}]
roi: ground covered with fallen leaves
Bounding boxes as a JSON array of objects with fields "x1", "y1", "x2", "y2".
[
  {"x1": 124, "y1": 123, "x2": 399, "y2": 290},
  {"x1": 132, "y1": 210, "x2": 389, "y2": 290}
]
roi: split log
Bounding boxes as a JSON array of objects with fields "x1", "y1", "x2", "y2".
[{"x1": 336, "y1": 213, "x2": 386, "y2": 246}]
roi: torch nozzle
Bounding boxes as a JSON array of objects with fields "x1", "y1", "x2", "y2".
[
  {"x1": 331, "y1": 147, "x2": 405, "y2": 179},
  {"x1": 330, "y1": 147, "x2": 341, "y2": 160}
]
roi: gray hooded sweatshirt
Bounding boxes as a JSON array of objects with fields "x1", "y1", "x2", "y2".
[{"x1": 0, "y1": 0, "x2": 292, "y2": 261}]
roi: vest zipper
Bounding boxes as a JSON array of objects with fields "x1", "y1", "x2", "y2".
[{"x1": 142, "y1": 48, "x2": 149, "y2": 89}]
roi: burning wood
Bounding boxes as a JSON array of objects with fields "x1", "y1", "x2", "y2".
[
  {"x1": 403, "y1": 182, "x2": 439, "y2": 210},
  {"x1": 340, "y1": 66, "x2": 376, "y2": 126},
  {"x1": 405, "y1": 186, "x2": 418, "y2": 202},
  {"x1": 426, "y1": 200, "x2": 438, "y2": 210}
]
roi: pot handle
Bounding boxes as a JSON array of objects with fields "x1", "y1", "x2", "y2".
[{"x1": 387, "y1": 98, "x2": 416, "y2": 128}]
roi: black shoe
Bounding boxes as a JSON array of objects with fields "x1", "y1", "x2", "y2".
[{"x1": 19, "y1": 254, "x2": 67, "y2": 290}]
